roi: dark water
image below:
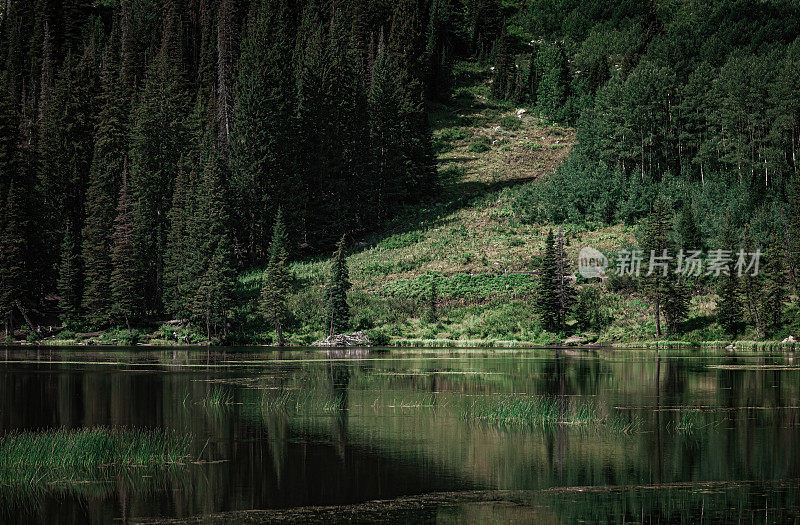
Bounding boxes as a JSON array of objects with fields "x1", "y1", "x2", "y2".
[{"x1": 0, "y1": 347, "x2": 799, "y2": 523}]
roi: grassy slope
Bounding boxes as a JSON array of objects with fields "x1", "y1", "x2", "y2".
[{"x1": 241, "y1": 62, "x2": 649, "y2": 346}]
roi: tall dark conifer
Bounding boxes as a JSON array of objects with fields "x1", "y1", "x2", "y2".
[
  {"x1": 261, "y1": 209, "x2": 291, "y2": 346},
  {"x1": 110, "y1": 168, "x2": 141, "y2": 328},
  {"x1": 57, "y1": 220, "x2": 81, "y2": 327},
  {"x1": 128, "y1": 0, "x2": 191, "y2": 315},
  {"x1": 231, "y1": 0, "x2": 296, "y2": 262},
  {"x1": 190, "y1": 138, "x2": 236, "y2": 341},
  {"x1": 0, "y1": 181, "x2": 28, "y2": 335},
  {"x1": 326, "y1": 235, "x2": 351, "y2": 336},
  {"x1": 536, "y1": 229, "x2": 559, "y2": 332},
  {"x1": 82, "y1": 26, "x2": 126, "y2": 327}
]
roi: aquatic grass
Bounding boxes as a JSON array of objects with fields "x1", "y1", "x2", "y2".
[
  {"x1": 0, "y1": 428, "x2": 192, "y2": 486},
  {"x1": 462, "y1": 395, "x2": 640, "y2": 432},
  {"x1": 200, "y1": 388, "x2": 234, "y2": 407}
]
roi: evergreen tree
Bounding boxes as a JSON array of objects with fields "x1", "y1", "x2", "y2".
[
  {"x1": 553, "y1": 226, "x2": 575, "y2": 332},
  {"x1": 231, "y1": 0, "x2": 296, "y2": 262},
  {"x1": 261, "y1": 209, "x2": 291, "y2": 346},
  {"x1": 641, "y1": 200, "x2": 687, "y2": 336},
  {"x1": 163, "y1": 164, "x2": 193, "y2": 319},
  {"x1": 425, "y1": 0, "x2": 452, "y2": 102},
  {"x1": 57, "y1": 221, "x2": 81, "y2": 327},
  {"x1": 536, "y1": 229, "x2": 559, "y2": 332},
  {"x1": 0, "y1": 181, "x2": 28, "y2": 335},
  {"x1": 190, "y1": 140, "x2": 236, "y2": 341},
  {"x1": 760, "y1": 233, "x2": 787, "y2": 332},
  {"x1": 326, "y1": 235, "x2": 351, "y2": 336},
  {"x1": 424, "y1": 277, "x2": 438, "y2": 324},
  {"x1": 492, "y1": 33, "x2": 515, "y2": 100},
  {"x1": 110, "y1": 169, "x2": 141, "y2": 328},
  {"x1": 128, "y1": 1, "x2": 191, "y2": 315},
  {"x1": 716, "y1": 221, "x2": 742, "y2": 336},
  {"x1": 676, "y1": 202, "x2": 702, "y2": 251},
  {"x1": 81, "y1": 29, "x2": 126, "y2": 327}
]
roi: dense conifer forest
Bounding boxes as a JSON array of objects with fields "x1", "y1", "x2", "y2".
[{"x1": 1, "y1": 0, "x2": 799, "y2": 343}]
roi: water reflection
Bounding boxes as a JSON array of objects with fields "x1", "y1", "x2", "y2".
[{"x1": 0, "y1": 347, "x2": 798, "y2": 523}]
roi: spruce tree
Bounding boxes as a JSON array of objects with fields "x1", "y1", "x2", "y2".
[
  {"x1": 231, "y1": 0, "x2": 296, "y2": 262},
  {"x1": 326, "y1": 235, "x2": 352, "y2": 336},
  {"x1": 261, "y1": 209, "x2": 291, "y2": 346},
  {"x1": 82, "y1": 30, "x2": 126, "y2": 327},
  {"x1": 190, "y1": 140, "x2": 236, "y2": 341},
  {"x1": 676, "y1": 202, "x2": 702, "y2": 251},
  {"x1": 57, "y1": 221, "x2": 82, "y2": 327},
  {"x1": 110, "y1": 169, "x2": 141, "y2": 328},
  {"x1": 424, "y1": 277, "x2": 438, "y2": 324},
  {"x1": 716, "y1": 222, "x2": 742, "y2": 336},
  {"x1": 536, "y1": 229, "x2": 559, "y2": 332},
  {"x1": 641, "y1": 201, "x2": 687, "y2": 336},
  {"x1": 554, "y1": 226, "x2": 575, "y2": 332},
  {"x1": 128, "y1": 1, "x2": 191, "y2": 315},
  {"x1": 761, "y1": 233, "x2": 786, "y2": 332},
  {"x1": 0, "y1": 181, "x2": 28, "y2": 335},
  {"x1": 163, "y1": 164, "x2": 193, "y2": 319}
]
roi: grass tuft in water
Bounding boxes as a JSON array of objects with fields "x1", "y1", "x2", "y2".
[
  {"x1": 462, "y1": 395, "x2": 640, "y2": 432},
  {"x1": 200, "y1": 388, "x2": 234, "y2": 407},
  {"x1": 0, "y1": 427, "x2": 192, "y2": 486}
]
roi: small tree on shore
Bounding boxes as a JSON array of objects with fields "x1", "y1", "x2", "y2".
[
  {"x1": 326, "y1": 235, "x2": 351, "y2": 336},
  {"x1": 554, "y1": 226, "x2": 575, "y2": 332},
  {"x1": 424, "y1": 277, "x2": 438, "y2": 324},
  {"x1": 261, "y1": 210, "x2": 291, "y2": 346},
  {"x1": 536, "y1": 229, "x2": 559, "y2": 332}
]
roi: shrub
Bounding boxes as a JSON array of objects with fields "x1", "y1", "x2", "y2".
[
  {"x1": 367, "y1": 329, "x2": 391, "y2": 346},
  {"x1": 468, "y1": 135, "x2": 491, "y2": 153},
  {"x1": 499, "y1": 116, "x2": 522, "y2": 130}
]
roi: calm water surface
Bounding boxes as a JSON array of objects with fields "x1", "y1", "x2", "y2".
[{"x1": 0, "y1": 347, "x2": 798, "y2": 523}]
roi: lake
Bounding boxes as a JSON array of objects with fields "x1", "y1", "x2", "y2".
[{"x1": 0, "y1": 347, "x2": 798, "y2": 523}]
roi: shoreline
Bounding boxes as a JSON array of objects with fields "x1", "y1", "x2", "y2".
[{"x1": 2, "y1": 338, "x2": 798, "y2": 351}]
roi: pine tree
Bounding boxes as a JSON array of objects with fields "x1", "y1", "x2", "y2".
[
  {"x1": 190, "y1": 140, "x2": 236, "y2": 341},
  {"x1": 326, "y1": 235, "x2": 352, "y2": 336},
  {"x1": 57, "y1": 221, "x2": 81, "y2": 327},
  {"x1": 425, "y1": 0, "x2": 452, "y2": 102},
  {"x1": 716, "y1": 221, "x2": 742, "y2": 336},
  {"x1": 553, "y1": 226, "x2": 575, "y2": 332},
  {"x1": 492, "y1": 33, "x2": 515, "y2": 100},
  {"x1": 231, "y1": 0, "x2": 296, "y2": 262},
  {"x1": 676, "y1": 202, "x2": 702, "y2": 251},
  {"x1": 536, "y1": 229, "x2": 559, "y2": 332},
  {"x1": 424, "y1": 277, "x2": 438, "y2": 324},
  {"x1": 760, "y1": 233, "x2": 786, "y2": 332},
  {"x1": 791, "y1": 171, "x2": 800, "y2": 288},
  {"x1": 110, "y1": 169, "x2": 141, "y2": 328},
  {"x1": 261, "y1": 209, "x2": 291, "y2": 346},
  {"x1": 163, "y1": 164, "x2": 193, "y2": 319},
  {"x1": 82, "y1": 29, "x2": 126, "y2": 327},
  {"x1": 0, "y1": 181, "x2": 28, "y2": 335},
  {"x1": 641, "y1": 200, "x2": 686, "y2": 336},
  {"x1": 128, "y1": 1, "x2": 191, "y2": 315}
]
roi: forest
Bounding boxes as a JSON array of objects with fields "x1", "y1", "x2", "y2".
[{"x1": 1, "y1": 0, "x2": 799, "y2": 343}]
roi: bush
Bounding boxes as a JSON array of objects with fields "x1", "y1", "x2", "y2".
[
  {"x1": 499, "y1": 116, "x2": 522, "y2": 130},
  {"x1": 367, "y1": 329, "x2": 391, "y2": 346},
  {"x1": 468, "y1": 136, "x2": 491, "y2": 153}
]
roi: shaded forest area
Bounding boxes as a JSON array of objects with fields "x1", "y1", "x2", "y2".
[{"x1": 0, "y1": 0, "x2": 482, "y2": 334}]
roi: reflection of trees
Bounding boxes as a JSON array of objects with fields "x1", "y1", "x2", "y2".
[{"x1": 329, "y1": 361, "x2": 350, "y2": 460}]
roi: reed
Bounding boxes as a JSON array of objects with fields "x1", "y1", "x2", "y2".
[
  {"x1": 461, "y1": 395, "x2": 640, "y2": 432},
  {"x1": 0, "y1": 428, "x2": 191, "y2": 486}
]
